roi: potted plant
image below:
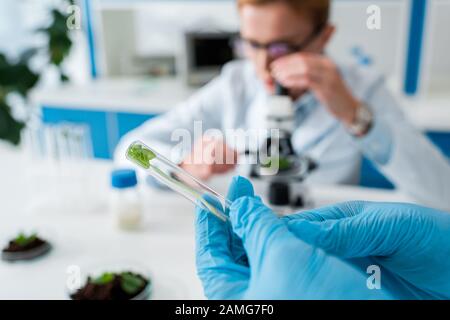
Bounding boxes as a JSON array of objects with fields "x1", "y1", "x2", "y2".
[
  {"x1": 1, "y1": 232, "x2": 52, "y2": 262},
  {"x1": 0, "y1": 0, "x2": 75, "y2": 146},
  {"x1": 70, "y1": 271, "x2": 152, "y2": 300}
]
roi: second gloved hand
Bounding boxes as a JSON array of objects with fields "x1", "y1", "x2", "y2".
[{"x1": 284, "y1": 201, "x2": 450, "y2": 299}]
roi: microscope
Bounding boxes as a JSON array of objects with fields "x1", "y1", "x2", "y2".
[{"x1": 244, "y1": 83, "x2": 317, "y2": 212}]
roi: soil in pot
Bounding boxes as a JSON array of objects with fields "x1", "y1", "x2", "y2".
[
  {"x1": 1, "y1": 233, "x2": 52, "y2": 262},
  {"x1": 70, "y1": 271, "x2": 151, "y2": 300}
]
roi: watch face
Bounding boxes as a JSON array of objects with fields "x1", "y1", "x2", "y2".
[{"x1": 348, "y1": 103, "x2": 373, "y2": 136}]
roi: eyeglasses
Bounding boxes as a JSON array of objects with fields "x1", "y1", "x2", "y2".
[{"x1": 236, "y1": 24, "x2": 325, "y2": 59}]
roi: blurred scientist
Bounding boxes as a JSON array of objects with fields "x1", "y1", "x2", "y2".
[{"x1": 115, "y1": 0, "x2": 450, "y2": 210}]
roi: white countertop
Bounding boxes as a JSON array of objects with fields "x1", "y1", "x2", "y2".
[{"x1": 0, "y1": 143, "x2": 413, "y2": 300}]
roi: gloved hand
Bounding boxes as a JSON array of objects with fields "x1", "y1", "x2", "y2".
[
  {"x1": 283, "y1": 201, "x2": 450, "y2": 299},
  {"x1": 195, "y1": 176, "x2": 390, "y2": 300},
  {"x1": 195, "y1": 176, "x2": 251, "y2": 299}
]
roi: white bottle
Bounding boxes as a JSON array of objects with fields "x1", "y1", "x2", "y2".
[{"x1": 110, "y1": 169, "x2": 143, "y2": 230}]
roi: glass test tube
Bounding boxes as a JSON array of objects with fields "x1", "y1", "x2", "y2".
[{"x1": 126, "y1": 141, "x2": 230, "y2": 222}]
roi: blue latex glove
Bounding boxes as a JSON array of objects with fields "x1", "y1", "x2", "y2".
[
  {"x1": 195, "y1": 177, "x2": 391, "y2": 300},
  {"x1": 195, "y1": 176, "x2": 252, "y2": 299},
  {"x1": 283, "y1": 201, "x2": 450, "y2": 299}
]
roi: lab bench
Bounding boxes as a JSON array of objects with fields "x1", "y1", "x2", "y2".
[{"x1": 32, "y1": 78, "x2": 450, "y2": 189}]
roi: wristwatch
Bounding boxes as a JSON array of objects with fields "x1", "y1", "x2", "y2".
[{"x1": 346, "y1": 102, "x2": 374, "y2": 137}]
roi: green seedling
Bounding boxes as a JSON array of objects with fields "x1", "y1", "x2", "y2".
[
  {"x1": 127, "y1": 143, "x2": 156, "y2": 169},
  {"x1": 120, "y1": 272, "x2": 147, "y2": 295},
  {"x1": 92, "y1": 272, "x2": 115, "y2": 285},
  {"x1": 90, "y1": 272, "x2": 147, "y2": 295},
  {"x1": 14, "y1": 233, "x2": 38, "y2": 247}
]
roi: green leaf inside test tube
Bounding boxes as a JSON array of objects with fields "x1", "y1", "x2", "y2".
[{"x1": 127, "y1": 143, "x2": 156, "y2": 169}]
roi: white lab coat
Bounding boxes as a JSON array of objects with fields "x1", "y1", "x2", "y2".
[{"x1": 115, "y1": 60, "x2": 450, "y2": 211}]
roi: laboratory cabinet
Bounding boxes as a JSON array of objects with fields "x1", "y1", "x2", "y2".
[{"x1": 41, "y1": 106, "x2": 155, "y2": 159}]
